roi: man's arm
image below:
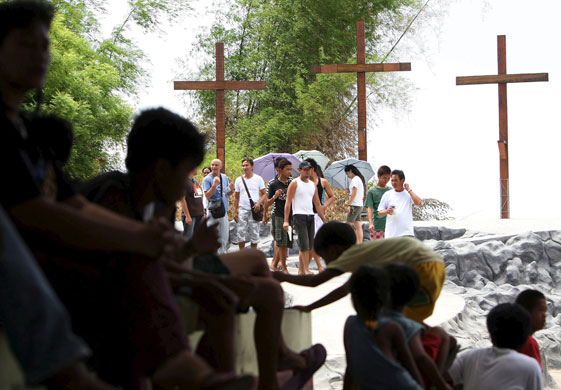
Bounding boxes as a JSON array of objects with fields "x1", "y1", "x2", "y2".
[
  {"x1": 410, "y1": 333, "x2": 451, "y2": 390},
  {"x1": 273, "y1": 268, "x2": 341, "y2": 287},
  {"x1": 312, "y1": 189, "x2": 326, "y2": 222},
  {"x1": 404, "y1": 183, "x2": 422, "y2": 206},
  {"x1": 180, "y1": 196, "x2": 191, "y2": 224},
  {"x1": 256, "y1": 188, "x2": 267, "y2": 208},
  {"x1": 233, "y1": 190, "x2": 240, "y2": 222},
  {"x1": 283, "y1": 180, "x2": 297, "y2": 229},
  {"x1": 322, "y1": 178, "x2": 335, "y2": 209},
  {"x1": 9, "y1": 194, "x2": 166, "y2": 258},
  {"x1": 204, "y1": 176, "x2": 219, "y2": 199},
  {"x1": 293, "y1": 280, "x2": 350, "y2": 312}
]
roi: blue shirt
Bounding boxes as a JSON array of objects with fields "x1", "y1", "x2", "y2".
[
  {"x1": 344, "y1": 315, "x2": 422, "y2": 390},
  {"x1": 381, "y1": 310, "x2": 422, "y2": 342},
  {"x1": 202, "y1": 173, "x2": 230, "y2": 212}
]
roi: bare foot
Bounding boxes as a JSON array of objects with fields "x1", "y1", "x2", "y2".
[{"x1": 282, "y1": 268, "x2": 289, "y2": 274}]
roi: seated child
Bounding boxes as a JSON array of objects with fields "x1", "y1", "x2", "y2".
[
  {"x1": 384, "y1": 263, "x2": 453, "y2": 390},
  {"x1": 515, "y1": 289, "x2": 547, "y2": 368},
  {"x1": 344, "y1": 265, "x2": 423, "y2": 390},
  {"x1": 448, "y1": 303, "x2": 543, "y2": 390},
  {"x1": 276, "y1": 221, "x2": 446, "y2": 322}
]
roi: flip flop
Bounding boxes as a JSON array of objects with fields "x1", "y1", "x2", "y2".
[{"x1": 282, "y1": 344, "x2": 327, "y2": 390}]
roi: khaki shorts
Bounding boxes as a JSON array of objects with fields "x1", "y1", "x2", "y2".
[{"x1": 346, "y1": 205, "x2": 363, "y2": 222}]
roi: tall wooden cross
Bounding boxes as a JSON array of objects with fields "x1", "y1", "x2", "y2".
[
  {"x1": 311, "y1": 21, "x2": 411, "y2": 161},
  {"x1": 174, "y1": 43, "x2": 266, "y2": 169},
  {"x1": 456, "y1": 35, "x2": 548, "y2": 219}
]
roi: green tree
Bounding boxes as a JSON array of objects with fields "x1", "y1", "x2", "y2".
[
  {"x1": 186, "y1": 0, "x2": 420, "y2": 161},
  {"x1": 17, "y1": 0, "x2": 188, "y2": 180}
]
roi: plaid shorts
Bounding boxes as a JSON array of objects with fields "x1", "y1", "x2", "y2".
[
  {"x1": 370, "y1": 230, "x2": 385, "y2": 240},
  {"x1": 237, "y1": 208, "x2": 260, "y2": 244},
  {"x1": 274, "y1": 215, "x2": 292, "y2": 248}
]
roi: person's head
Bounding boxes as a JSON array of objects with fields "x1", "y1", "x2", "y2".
[
  {"x1": 345, "y1": 165, "x2": 366, "y2": 194},
  {"x1": 241, "y1": 157, "x2": 254, "y2": 176},
  {"x1": 0, "y1": 1, "x2": 54, "y2": 100},
  {"x1": 125, "y1": 107, "x2": 205, "y2": 206},
  {"x1": 202, "y1": 166, "x2": 211, "y2": 176},
  {"x1": 27, "y1": 113, "x2": 73, "y2": 165},
  {"x1": 377, "y1": 165, "x2": 391, "y2": 188},
  {"x1": 516, "y1": 289, "x2": 547, "y2": 333},
  {"x1": 314, "y1": 222, "x2": 356, "y2": 263},
  {"x1": 487, "y1": 303, "x2": 532, "y2": 350},
  {"x1": 385, "y1": 263, "x2": 420, "y2": 310},
  {"x1": 210, "y1": 159, "x2": 222, "y2": 175},
  {"x1": 277, "y1": 158, "x2": 292, "y2": 180},
  {"x1": 298, "y1": 161, "x2": 312, "y2": 180},
  {"x1": 349, "y1": 265, "x2": 390, "y2": 321},
  {"x1": 305, "y1": 158, "x2": 324, "y2": 179},
  {"x1": 391, "y1": 169, "x2": 405, "y2": 191}
]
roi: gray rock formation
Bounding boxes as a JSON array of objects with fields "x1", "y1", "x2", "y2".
[{"x1": 423, "y1": 230, "x2": 561, "y2": 387}]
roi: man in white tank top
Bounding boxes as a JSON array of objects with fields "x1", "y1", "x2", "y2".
[{"x1": 284, "y1": 161, "x2": 326, "y2": 274}]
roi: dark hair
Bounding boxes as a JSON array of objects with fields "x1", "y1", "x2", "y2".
[
  {"x1": 28, "y1": 114, "x2": 73, "y2": 164},
  {"x1": 277, "y1": 158, "x2": 292, "y2": 170},
  {"x1": 349, "y1": 265, "x2": 389, "y2": 320},
  {"x1": 202, "y1": 166, "x2": 211, "y2": 173},
  {"x1": 377, "y1": 165, "x2": 391, "y2": 176},
  {"x1": 391, "y1": 169, "x2": 405, "y2": 181},
  {"x1": 314, "y1": 221, "x2": 356, "y2": 253},
  {"x1": 242, "y1": 157, "x2": 254, "y2": 166},
  {"x1": 0, "y1": 0, "x2": 54, "y2": 44},
  {"x1": 125, "y1": 108, "x2": 205, "y2": 172},
  {"x1": 515, "y1": 289, "x2": 546, "y2": 313},
  {"x1": 274, "y1": 156, "x2": 284, "y2": 168},
  {"x1": 487, "y1": 303, "x2": 531, "y2": 349},
  {"x1": 344, "y1": 165, "x2": 366, "y2": 201},
  {"x1": 385, "y1": 263, "x2": 420, "y2": 308},
  {"x1": 305, "y1": 158, "x2": 324, "y2": 178}
]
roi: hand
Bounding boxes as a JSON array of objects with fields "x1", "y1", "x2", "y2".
[
  {"x1": 347, "y1": 206, "x2": 351, "y2": 214},
  {"x1": 369, "y1": 223, "x2": 375, "y2": 234},
  {"x1": 229, "y1": 182, "x2": 235, "y2": 192},
  {"x1": 261, "y1": 215, "x2": 267, "y2": 226},
  {"x1": 233, "y1": 211, "x2": 239, "y2": 223},
  {"x1": 320, "y1": 214, "x2": 326, "y2": 223},
  {"x1": 147, "y1": 216, "x2": 178, "y2": 262},
  {"x1": 274, "y1": 189, "x2": 282, "y2": 198},
  {"x1": 404, "y1": 183, "x2": 410, "y2": 192},
  {"x1": 213, "y1": 176, "x2": 220, "y2": 186},
  {"x1": 191, "y1": 279, "x2": 238, "y2": 315},
  {"x1": 252, "y1": 202, "x2": 261, "y2": 212},
  {"x1": 283, "y1": 221, "x2": 289, "y2": 232},
  {"x1": 387, "y1": 207, "x2": 395, "y2": 215},
  {"x1": 185, "y1": 215, "x2": 192, "y2": 225},
  {"x1": 290, "y1": 305, "x2": 312, "y2": 313},
  {"x1": 188, "y1": 219, "x2": 220, "y2": 255}
]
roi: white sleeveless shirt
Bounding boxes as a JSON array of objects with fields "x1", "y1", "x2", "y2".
[{"x1": 292, "y1": 177, "x2": 316, "y2": 215}]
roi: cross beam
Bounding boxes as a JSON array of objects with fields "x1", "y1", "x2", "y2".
[
  {"x1": 456, "y1": 35, "x2": 548, "y2": 219},
  {"x1": 174, "y1": 43, "x2": 266, "y2": 170},
  {"x1": 311, "y1": 21, "x2": 411, "y2": 161}
]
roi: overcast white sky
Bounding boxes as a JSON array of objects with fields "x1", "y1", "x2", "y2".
[{"x1": 103, "y1": 0, "x2": 561, "y2": 221}]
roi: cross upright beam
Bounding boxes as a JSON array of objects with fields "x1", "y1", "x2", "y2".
[
  {"x1": 174, "y1": 43, "x2": 266, "y2": 170},
  {"x1": 456, "y1": 35, "x2": 548, "y2": 219},
  {"x1": 311, "y1": 21, "x2": 411, "y2": 161}
]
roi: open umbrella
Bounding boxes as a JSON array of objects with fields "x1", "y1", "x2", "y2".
[
  {"x1": 323, "y1": 158, "x2": 375, "y2": 190},
  {"x1": 293, "y1": 150, "x2": 330, "y2": 172},
  {"x1": 252, "y1": 153, "x2": 301, "y2": 182}
]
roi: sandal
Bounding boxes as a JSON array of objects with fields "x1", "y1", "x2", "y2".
[{"x1": 282, "y1": 344, "x2": 326, "y2": 390}]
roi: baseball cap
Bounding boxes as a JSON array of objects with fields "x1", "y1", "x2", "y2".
[{"x1": 299, "y1": 161, "x2": 312, "y2": 169}]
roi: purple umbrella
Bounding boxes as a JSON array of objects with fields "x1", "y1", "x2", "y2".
[{"x1": 253, "y1": 153, "x2": 301, "y2": 182}]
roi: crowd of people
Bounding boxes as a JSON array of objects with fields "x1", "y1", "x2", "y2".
[{"x1": 0, "y1": 1, "x2": 550, "y2": 390}]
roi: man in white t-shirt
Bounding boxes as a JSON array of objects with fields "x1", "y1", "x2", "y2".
[
  {"x1": 378, "y1": 169, "x2": 422, "y2": 238},
  {"x1": 448, "y1": 303, "x2": 543, "y2": 390},
  {"x1": 234, "y1": 158, "x2": 266, "y2": 249}
]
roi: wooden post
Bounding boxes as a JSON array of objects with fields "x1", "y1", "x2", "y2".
[
  {"x1": 311, "y1": 21, "x2": 411, "y2": 161},
  {"x1": 175, "y1": 43, "x2": 266, "y2": 171},
  {"x1": 456, "y1": 35, "x2": 548, "y2": 218}
]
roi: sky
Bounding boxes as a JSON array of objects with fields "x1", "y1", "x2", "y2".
[{"x1": 102, "y1": 0, "x2": 561, "y2": 221}]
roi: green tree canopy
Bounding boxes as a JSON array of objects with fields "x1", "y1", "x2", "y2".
[{"x1": 186, "y1": 0, "x2": 420, "y2": 161}]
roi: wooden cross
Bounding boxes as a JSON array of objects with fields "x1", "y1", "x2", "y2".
[
  {"x1": 174, "y1": 42, "x2": 266, "y2": 170},
  {"x1": 311, "y1": 21, "x2": 411, "y2": 161},
  {"x1": 456, "y1": 35, "x2": 548, "y2": 219}
]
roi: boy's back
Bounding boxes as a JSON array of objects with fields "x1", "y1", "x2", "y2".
[
  {"x1": 448, "y1": 346, "x2": 542, "y2": 390},
  {"x1": 344, "y1": 315, "x2": 422, "y2": 390}
]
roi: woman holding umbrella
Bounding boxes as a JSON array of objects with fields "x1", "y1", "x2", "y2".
[{"x1": 344, "y1": 165, "x2": 366, "y2": 244}]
